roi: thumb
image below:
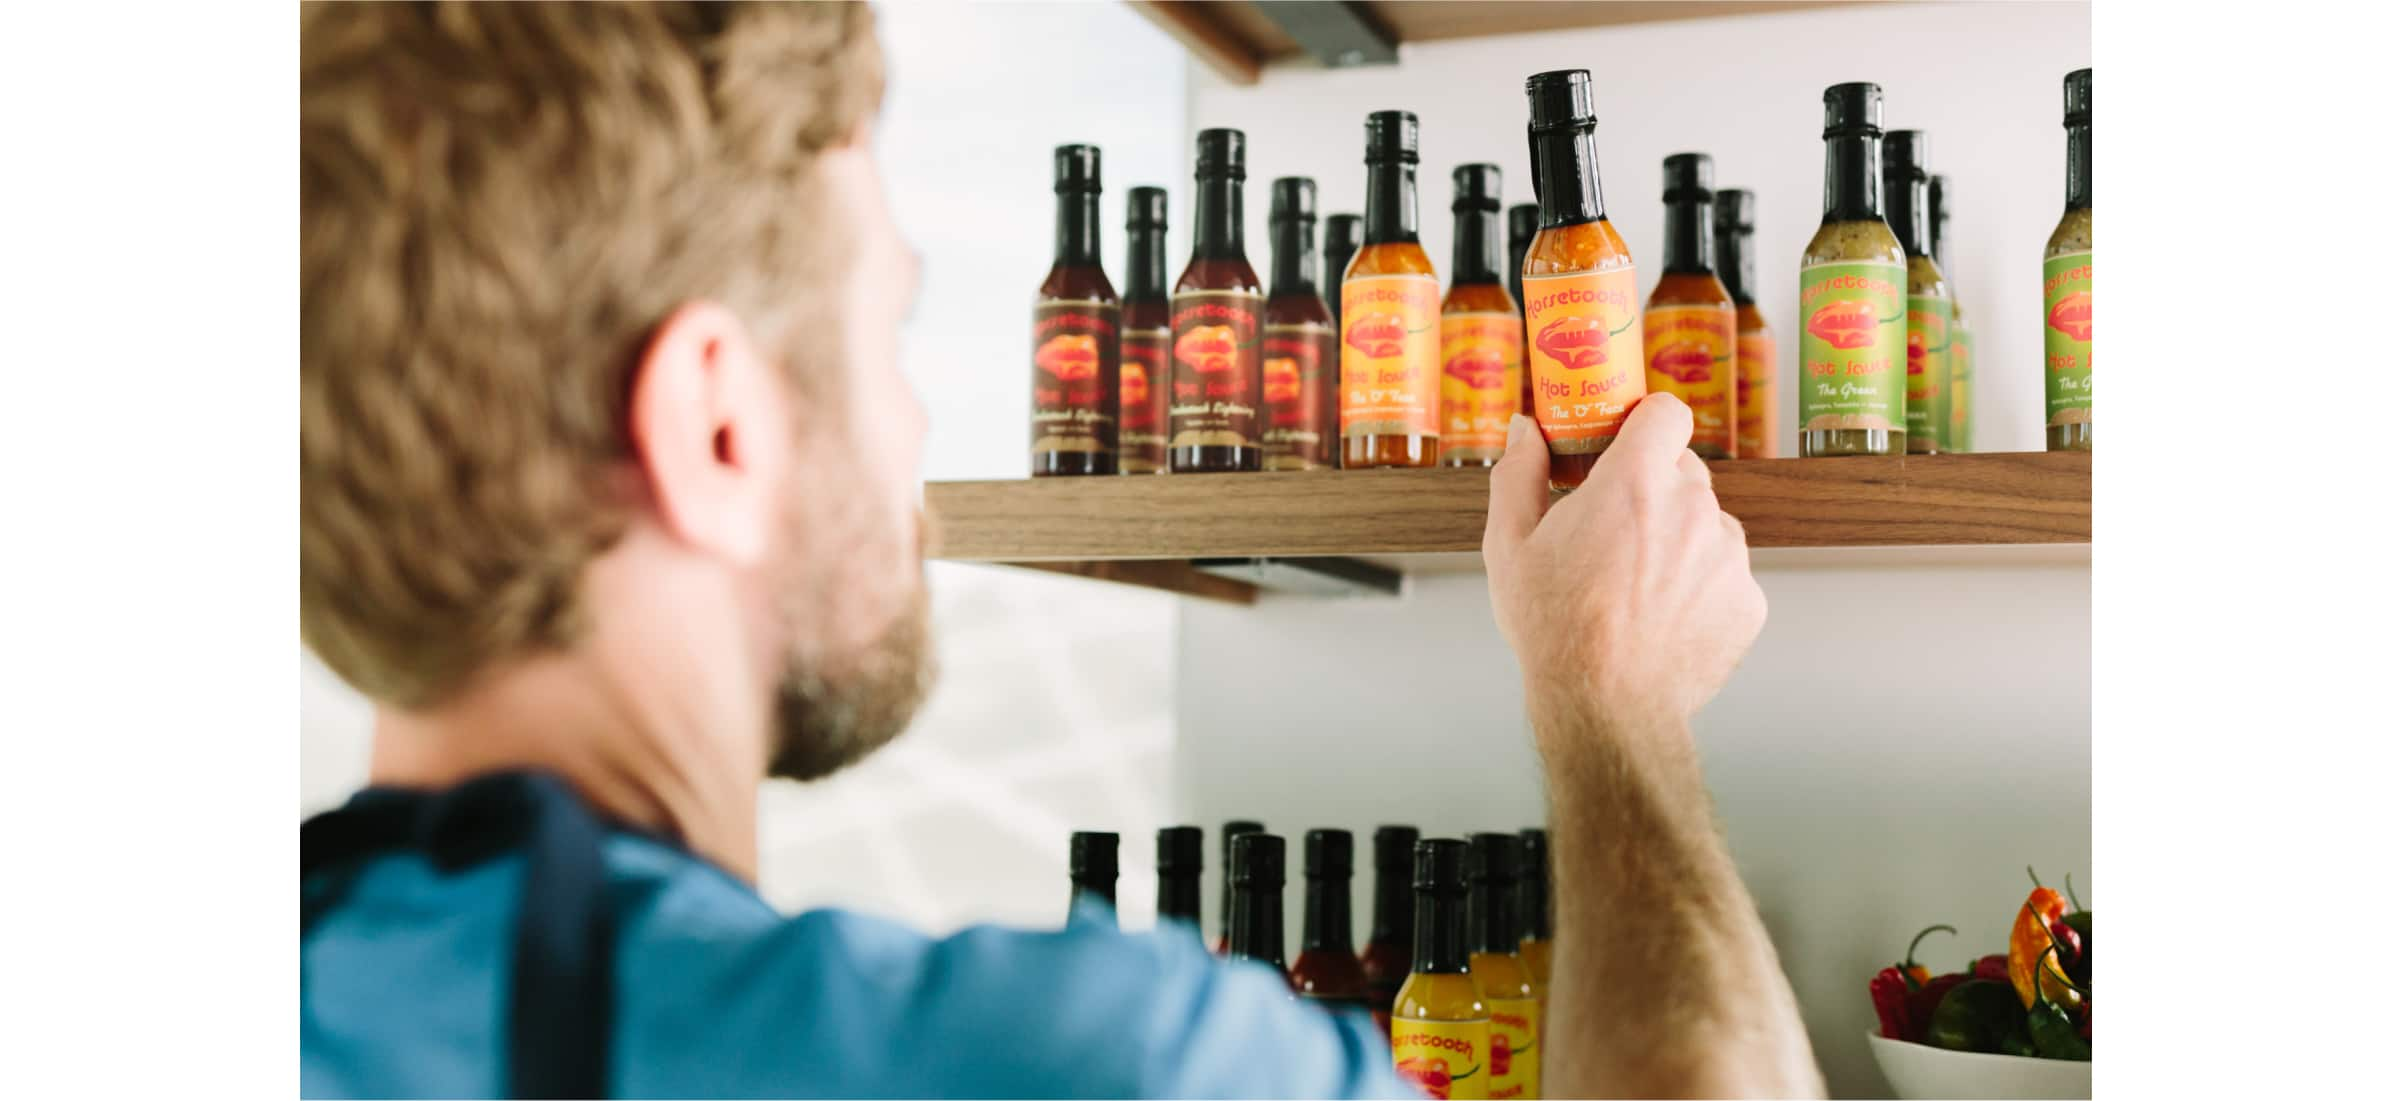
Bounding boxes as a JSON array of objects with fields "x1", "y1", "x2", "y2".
[{"x1": 1484, "y1": 414, "x2": 1549, "y2": 569}]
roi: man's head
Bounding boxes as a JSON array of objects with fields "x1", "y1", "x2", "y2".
[{"x1": 301, "y1": 1, "x2": 932, "y2": 780}]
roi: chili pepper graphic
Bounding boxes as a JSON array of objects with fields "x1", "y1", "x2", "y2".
[
  {"x1": 1534, "y1": 315, "x2": 1611, "y2": 370},
  {"x1": 1648, "y1": 342, "x2": 1714, "y2": 384},
  {"x1": 1174, "y1": 325, "x2": 1239, "y2": 374},
  {"x1": 1262, "y1": 357, "x2": 1302, "y2": 403},
  {"x1": 1397, "y1": 1056, "x2": 1454, "y2": 1099},
  {"x1": 1344, "y1": 311, "x2": 1409, "y2": 358},
  {"x1": 1807, "y1": 299, "x2": 1878, "y2": 350},
  {"x1": 1444, "y1": 346, "x2": 1509, "y2": 391},
  {"x1": 2048, "y1": 291, "x2": 2091, "y2": 342},
  {"x1": 1033, "y1": 333, "x2": 1100, "y2": 381}
]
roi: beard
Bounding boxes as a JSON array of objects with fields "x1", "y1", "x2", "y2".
[{"x1": 762, "y1": 501, "x2": 939, "y2": 782}]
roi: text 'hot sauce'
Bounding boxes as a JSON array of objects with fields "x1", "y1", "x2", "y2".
[
  {"x1": 1645, "y1": 153, "x2": 1738, "y2": 460},
  {"x1": 2046, "y1": 68, "x2": 2092, "y2": 452},
  {"x1": 1032, "y1": 145, "x2": 1119, "y2": 476},
  {"x1": 1170, "y1": 130, "x2": 1264, "y2": 473},
  {"x1": 1341, "y1": 110, "x2": 1441, "y2": 468},
  {"x1": 1521, "y1": 70, "x2": 1643, "y2": 490},
  {"x1": 1392, "y1": 839, "x2": 1490, "y2": 1100},
  {"x1": 1883, "y1": 131, "x2": 1952, "y2": 454},
  {"x1": 1292, "y1": 829, "x2": 1370, "y2": 1013},
  {"x1": 1119, "y1": 187, "x2": 1172, "y2": 474},
  {"x1": 1361, "y1": 825, "x2": 1419, "y2": 1036},
  {"x1": 1442, "y1": 164, "x2": 1523, "y2": 467},
  {"x1": 1264, "y1": 177, "x2": 1339, "y2": 470},
  {"x1": 1717, "y1": 189, "x2": 1778, "y2": 458},
  {"x1": 1928, "y1": 176, "x2": 1971, "y2": 453},
  {"x1": 1799, "y1": 83, "x2": 1906, "y2": 457}
]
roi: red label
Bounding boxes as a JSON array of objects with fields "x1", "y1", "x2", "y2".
[
  {"x1": 1030, "y1": 300, "x2": 1118, "y2": 459},
  {"x1": 1168, "y1": 291, "x2": 1264, "y2": 449},
  {"x1": 1262, "y1": 323, "x2": 1337, "y2": 468},
  {"x1": 1119, "y1": 329, "x2": 1169, "y2": 465}
]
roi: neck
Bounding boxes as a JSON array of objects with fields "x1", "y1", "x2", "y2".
[
  {"x1": 1270, "y1": 217, "x2": 1320, "y2": 298},
  {"x1": 1158, "y1": 873, "x2": 1202, "y2": 924},
  {"x1": 2066, "y1": 122, "x2": 2092, "y2": 211},
  {"x1": 1532, "y1": 127, "x2": 1607, "y2": 228},
  {"x1": 1364, "y1": 160, "x2": 1418, "y2": 244},
  {"x1": 1663, "y1": 199, "x2": 1714, "y2": 276},
  {"x1": 1193, "y1": 175, "x2": 1245, "y2": 260},
  {"x1": 1230, "y1": 884, "x2": 1286, "y2": 968},
  {"x1": 1451, "y1": 206, "x2": 1502, "y2": 284},
  {"x1": 1470, "y1": 880, "x2": 1519, "y2": 954},
  {"x1": 1888, "y1": 175, "x2": 1927, "y2": 257},
  {"x1": 1054, "y1": 190, "x2": 1100, "y2": 267},
  {"x1": 1719, "y1": 228, "x2": 1756, "y2": 305},
  {"x1": 1822, "y1": 133, "x2": 1884, "y2": 223},
  {"x1": 1413, "y1": 891, "x2": 1469, "y2": 973},
  {"x1": 1125, "y1": 224, "x2": 1169, "y2": 302},
  {"x1": 1371, "y1": 864, "x2": 1413, "y2": 944},
  {"x1": 1303, "y1": 872, "x2": 1354, "y2": 953}
]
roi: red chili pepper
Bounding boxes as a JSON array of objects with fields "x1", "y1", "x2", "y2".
[
  {"x1": 1869, "y1": 967, "x2": 1912, "y2": 1040},
  {"x1": 1973, "y1": 954, "x2": 2008, "y2": 982}
]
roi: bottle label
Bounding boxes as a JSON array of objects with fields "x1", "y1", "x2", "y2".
[
  {"x1": 1340, "y1": 274, "x2": 1443, "y2": 439},
  {"x1": 1736, "y1": 328, "x2": 1777, "y2": 459},
  {"x1": 2043, "y1": 251, "x2": 2092, "y2": 428},
  {"x1": 1262, "y1": 322, "x2": 1338, "y2": 468},
  {"x1": 1119, "y1": 328, "x2": 1169, "y2": 458},
  {"x1": 1439, "y1": 312, "x2": 1524, "y2": 455},
  {"x1": 1031, "y1": 300, "x2": 1119, "y2": 457},
  {"x1": 1522, "y1": 267, "x2": 1645, "y2": 454},
  {"x1": 1644, "y1": 303, "x2": 1739, "y2": 456},
  {"x1": 1905, "y1": 295, "x2": 1954, "y2": 448},
  {"x1": 1951, "y1": 322, "x2": 1974, "y2": 452},
  {"x1": 1168, "y1": 291, "x2": 1265, "y2": 449},
  {"x1": 1796, "y1": 261, "x2": 1906, "y2": 433},
  {"x1": 1485, "y1": 997, "x2": 1541, "y2": 1101},
  {"x1": 1392, "y1": 1017, "x2": 1491, "y2": 1100}
]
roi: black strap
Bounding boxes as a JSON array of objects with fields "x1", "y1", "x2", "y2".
[{"x1": 302, "y1": 771, "x2": 616, "y2": 1100}]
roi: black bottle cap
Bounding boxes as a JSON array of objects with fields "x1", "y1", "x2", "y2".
[
  {"x1": 1070, "y1": 831, "x2": 1119, "y2": 880},
  {"x1": 1518, "y1": 828, "x2": 1548, "y2": 871},
  {"x1": 1883, "y1": 130, "x2": 1928, "y2": 181},
  {"x1": 1053, "y1": 144, "x2": 1102, "y2": 194},
  {"x1": 1662, "y1": 152, "x2": 1713, "y2": 203},
  {"x1": 1325, "y1": 213, "x2": 1362, "y2": 251},
  {"x1": 1231, "y1": 832, "x2": 1286, "y2": 888},
  {"x1": 1715, "y1": 188, "x2": 1755, "y2": 233},
  {"x1": 1507, "y1": 203, "x2": 1539, "y2": 242},
  {"x1": 1363, "y1": 109, "x2": 1419, "y2": 165},
  {"x1": 1451, "y1": 163, "x2": 1502, "y2": 212},
  {"x1": 1157, "y1": 825, "x2": 1202, "y2": 874},
  {"x1": 1195, "y1": 128, "x2": 1247, "y2": 180},
  {"x1": 1413, "y1": 837, "x2": 1470, "y2": 895},
  {"x1": 2063, "y1": 67, "x2": 2091, "y2": 126},
  {"x1": 1305, "y1": 828, "x2": 1354, "y2": 878},
  {"x1": 1374, "y1": 825, "x2": 1420, "y2": 870},
  {"x1": 1127, "y1": 186, "x2": 1168, "y2": 230},
  {"x1": 1466, "y1": 832, "x2": 1521, "y2": 885},
  {"x1": 1822, "y1": 82, "x2": 1883, "y2": 138},
  {"x1": 1525, "y1": 69, "x2": 1597, "y2": 132},
  {"x1": 1270, "y1": 177, "x2": 1318, "y2": 223},
  {"x1": 1223, "y1": 819, "x2": 1263, "y2": 857}
]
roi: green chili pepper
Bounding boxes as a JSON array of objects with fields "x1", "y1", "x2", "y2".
[
  {"x1": 1927, "y1": 979, "x2": 2026, "y2": 1054},
  {"x1": 2028, "y1": 944, "x2": 2092, "y2": 1061}
]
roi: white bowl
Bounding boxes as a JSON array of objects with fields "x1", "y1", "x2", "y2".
[{"x1": 1866, "y1": 1030, "x2": 2091, "y2": 1099}]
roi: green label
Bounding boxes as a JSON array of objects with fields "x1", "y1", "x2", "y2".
[
  {"x1": 1904, "y1": 295, "x2": 1953, "y2": 448},
  {"x1": 1796, "y1": 261, "x2": 1906, "y2": 434},
  {"x1": 1951, "y1": 322, "x2": 1975, "y2": 453},
  {"x1": 2042, "y1": 251, "x2": 2092, "y2": 428}
]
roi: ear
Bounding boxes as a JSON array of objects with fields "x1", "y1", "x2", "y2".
[{"x1": 627, "y1": 302, "x2": 789, "y2": 565}]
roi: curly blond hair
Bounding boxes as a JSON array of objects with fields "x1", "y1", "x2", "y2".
[{"x1": 301, "y1": 1, "x2": 884, "y2": 707}]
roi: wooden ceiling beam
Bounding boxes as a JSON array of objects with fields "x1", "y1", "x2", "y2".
[{"x1": 1127, "y1": 1, "x2": 1265, "y2": 86}]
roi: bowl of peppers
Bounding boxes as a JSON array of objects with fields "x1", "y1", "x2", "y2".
[{"x1": 1865, "y1": 870, "x2": 2091, "y2": 1100}]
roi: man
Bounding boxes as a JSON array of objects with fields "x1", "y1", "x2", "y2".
[{"x1": 300, "y1": 3, "x2": 1822, "y2": 1098}]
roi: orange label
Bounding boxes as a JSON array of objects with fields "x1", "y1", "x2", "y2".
[
  {"x1": 1392, "y1": 1017, "x2": 1491, "y2": 1100},
  {"x1": 1340, "y1": 274, "x2": 1442, "y2": 439},
  {"x1": 1522, "y1": 267, "x2": 1645, "y2": 454},
  {"x1": 1439, "y1": 312, "x2": 1522, "y2": 454},
  {"x1": 1644, "y1": 303, "x2": 1738, "y2": 456},
  {"x1": 1736, "y1": 329, "x2": 1777, "y2": 459}
]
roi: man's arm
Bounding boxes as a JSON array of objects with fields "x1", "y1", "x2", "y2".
[{"x1": 1484, "y1": 401, "x2": 1823, "y2": 1099}]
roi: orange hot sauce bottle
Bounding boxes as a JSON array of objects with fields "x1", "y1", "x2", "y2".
[
  {"x1": 1514, "y1": 829, "x2": 1552, "y2": 991},
  {"x1": 1118, "y1": 187, "x2": 1172, "y2": 474},
  {"x1": 1716, "y1": 189, "x2": 1778, "y2": 459},
  {"x1": 1360, "y1": 824, "x2": 1419, "y2": 1036},
  {"x1": 1519, "y1": 70, "x2": 1643, "y2": 492},
  {"x1": 1506, "y1": 203, "x2": 1539, "y2": 422},
  {"x1": 1291, "y1": 829, "x2": 1370, "y2": 1013},
  {"x1": 1392, "y1": 838, "x2": 1491, "y2": 1100},
  {"x1": 1340, "y1": 110, "x2": 1441, "y2": 469},
  {"x1": 1440, "y1": 164, "x2": 1523, "y2": 467},
  {"x1": 1262, "y1": 177, "x2": 1339, "y2": 470},
  {"x1": 1642, "y1": 152, "x2": 1738, "y2": 460},
  {"x1": 1031, "y1": 144, "x2": 1120, "y2": 476}
]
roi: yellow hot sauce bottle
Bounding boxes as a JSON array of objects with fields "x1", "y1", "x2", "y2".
[
  {"x1": 1467, "y1": 834, "x2": 1542, "y2": 1100},
  {"x1": 1392, "y1": 839, "x2": 1491, "y2": 1100}
]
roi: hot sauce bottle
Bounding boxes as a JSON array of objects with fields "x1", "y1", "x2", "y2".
[
  {"x1": 1067, "y1": 831, "x2": 1119, "y2": 927},
  {"x1": 1506, "y1": 203, "x2": 1539, "y2": 418},
  {"x1": 1325, "y1": 213, "x2": 1362, "y2": 331},
  {"x1": 1361, "y1": 824, "x2": 1419, "y2": 1035},
  {"x1": 1643, "y1": 153, "x2": 1739, "y2": 460},
  {"x1": 1031, "y1": 145, "x2": 1120, "y2": 476},
  {"x1": 1119, "y1": 187, "x2": 1172, "y2": 474},
  {"x1": 1467, "y1": 835, "x2": 1541, "y2": 1100},
  {"x1": 1292, "y1": 829, "x2": 1370, "y2": 1013},
  {"x1": 1214, "y1": 819, "x2": 1263, "y2": 954},
  {"x1": 2045, "y1": 68, "x2": 2092, "y2": 452},
  {"x1": 1157, "y1": 826, "x2": 1203, "y2": 933},
  {"x1": 1392, "y1": 838, "x2": 1491, "y2": 1100},
  {"x1": 1170, "y1": 129, "x2": 1265, "y2": 473},
  {"x1": 1520, "y1": 69, "x2": 1643, "y2": 491},
  {"x1": 1716, "y1": 189, "x2": 1778, "y2": 459},
  {"x1": 1929, "y1": 175, "x2": 1972, "y2": 453},
  {"x1": 1341, "y1": 110, "x2": 1442, "y2": 469},
  {"x1": 1441, "y1": 164, "x2": 1524, "y2": 467},
  {"x1": 1514, "y1": 828, "x2": 1552, "y2": 991},
  {"x1": 1799, "y1": 83, "x2": 1906, "y2": 457},
  {"x1": 1226, "y1": 832, "x2": 1290, "y2": 981},
  {"x1": 1263, "y1": 178, "x2": 1340, "y2": 470},
  {"x1": 1884, "y1": 131, "x2": 1952, "y2": 455}
]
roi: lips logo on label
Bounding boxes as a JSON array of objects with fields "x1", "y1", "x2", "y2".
[
  {"x1": 1444, "y1": 346, "x2": 1508, "y2": 391},
  {"x1": 1397, "y1": 1057, "x2": 1454, "y2": 1099},
  {"x1": 1535, "y1": 315, "x2": 1612, "y2": 369},
  {"x1": 1263, "y1": 357, "x2": 1302, "y2": 403},
  {"x1": 1649, "y1": 342, "x2": 1714, "y2": 384},
  {"x1": 1905, "y1": 329, "x2": 1927, "y2": 376},
  {"x1": 1344, "y1": 311, "x2": 1409, "y2": 358},
  {"x1": 1807, "y1": 299, "x2": 1878, "y2": 350},
  {"x1": 2048, "y1": 291, "x2": 2092, "y2": 342},
  {"x1": 1120, "y1": 361, "x2": 1149, "y2": 404},
  {"x1": 1034, "y1": 333, "x2": 1100, "y2": 381},
  {"x1": 1490, "y1": 1033, "x2": 1512, "y2": 1077},
  {"x1": 1174, "y1": 325, "x2": 1238, "y2": 374}
]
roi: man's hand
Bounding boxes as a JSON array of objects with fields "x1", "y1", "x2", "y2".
[{"x1": 1483, "y1": 396, "x2": 1766, "y2": 736}]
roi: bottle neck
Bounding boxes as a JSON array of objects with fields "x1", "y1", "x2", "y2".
[
  {"x1": 1157, "y1": 872, "x2": 1201, "y2": 925},
  {"x1": 1054, "y1": 191, "x2": 1101, "y2": 267},
  {"x1": 1370, "y1": 865, "x2": 1414, "y2": 945},
  {"x1": 1821, "y1": 133, "x2": 1885, "y2": 224},
  {"x1": 2066, "y1": 122, "x2": 2091, "y2": 211},
  {"x1": 1070, "y1": 880, "x2": 1116, "y2": 918},
  {"x1": 1192, "y1": 175, "x2": 1246, "y2": 260},
  {"x1": 1302, "y1": 873, "x2": 1354, "y2": 954},
  {"x1": 1125, "y1": 224, "x2": 1169, "y2": 302},
  {"x1": 1270, "y1": 217, "x2": 1320, "y2": 299},
  {"x1": 1887, "y1": 174, "x2": 1928, "y2": 257},
  {"x1": 1718, "y1": 228, "x2": 1757, "y2": 306},
  {"x1": 1663, "y1": 198, "x2": 1715, "y2": 276},
  {"x1": 1412, "y1": 891, "x2": 1469, "y2": 974},
  {"x1": 1229, "y1": 883, "x2": 1286, "y2": 969},
  {"x1": 1531, "y1": 127, "x2": 1607, "y2": 228},
  {"x1": 1521, "y1": 875, "x2": 1550, "y2": 940},
  {"x1": 1451, "y1": 207, "x2": 1503, "y2": 285},
  {"x1": 1469, "y1": 879, "x2": 1519, "y2": 955},
  {"x1": 1363, "y1": 161, "x2": 1420, "y2": 245}
]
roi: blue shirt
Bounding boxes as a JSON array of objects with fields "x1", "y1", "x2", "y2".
[{"x1": 302, "y1": 827, "x2": 1416, "y2": 1098}]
